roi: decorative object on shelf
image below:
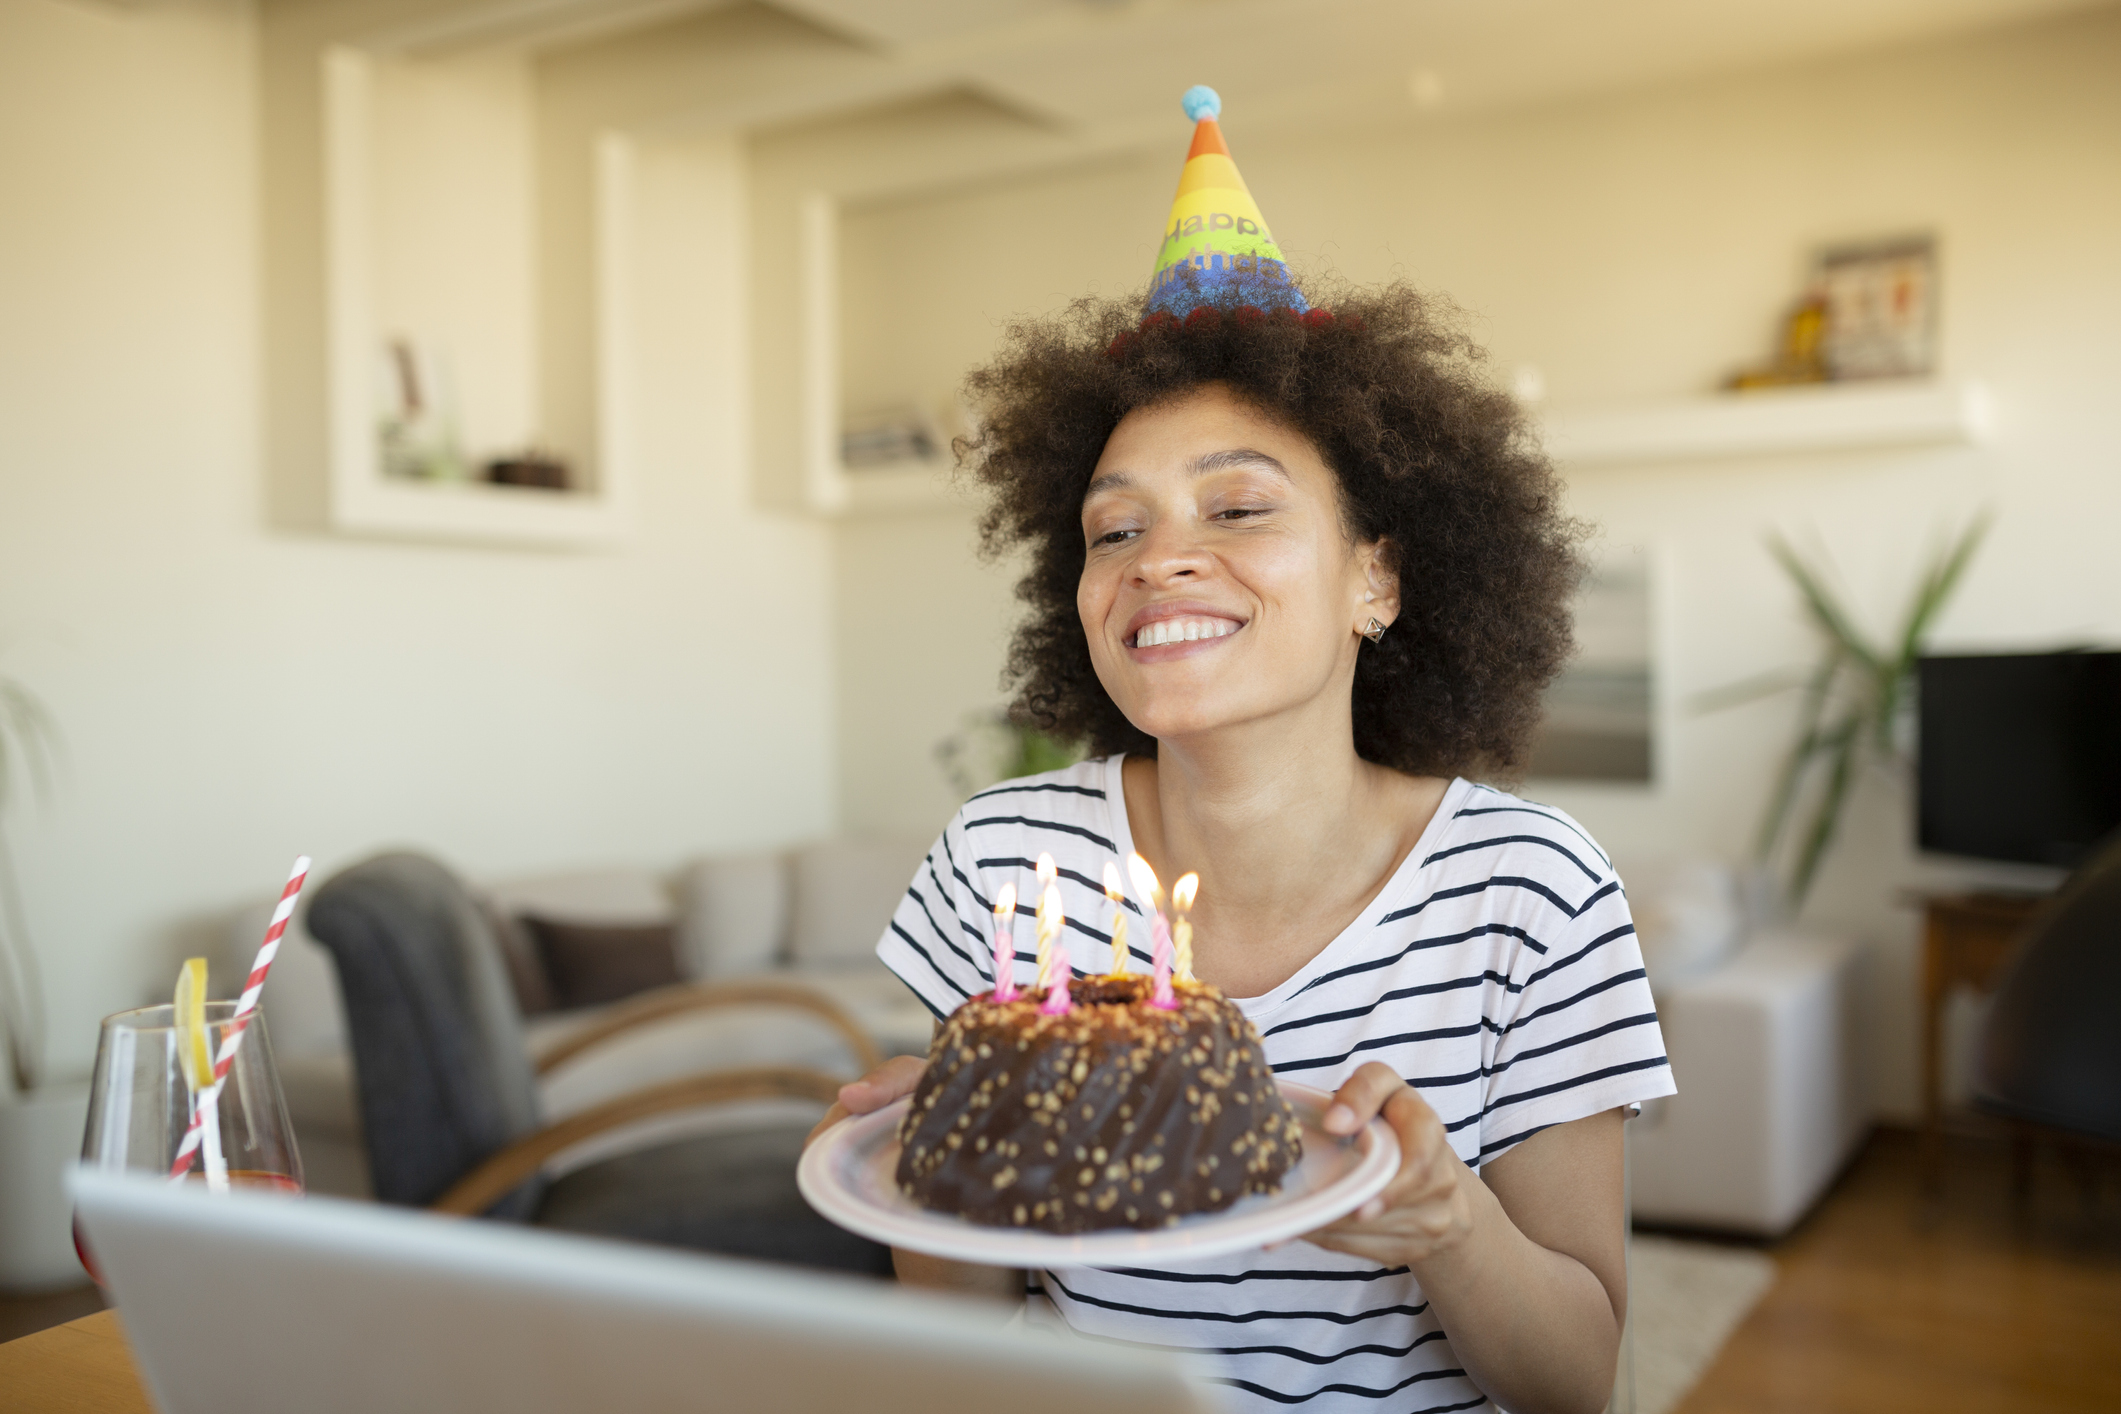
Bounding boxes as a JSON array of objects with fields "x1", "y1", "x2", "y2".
[
  {"x1": 1727, "y1": 289, "x2": 1830, "y2": 390},
  {"x1": 933, "y1": 708, "x2": 1083, "y2": 797},
  {"x1": 841, "y1": 406, "x2": 942, "y2": 468},
  {"x1": 484, "y1": 451, "x2": 571, "y2": 491},
  {"x1": 1818, "y1": 235, "x2": 1937, "y2": 381},
  {"x1": 1701, "y1": 513, "x2": 1989, "y2": 909},
  {"x1": 1727, "y1": 234, "x2": 1936, "y2": 390},
  {"x1": 376, "y1": 337, "x2": 469, "y2": 482}
]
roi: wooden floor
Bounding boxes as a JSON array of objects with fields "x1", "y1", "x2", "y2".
[{"x1": 1671, "y1": 1126, "x2": 2121, "y2": 1414}]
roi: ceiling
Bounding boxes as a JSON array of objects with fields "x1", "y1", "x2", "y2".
[{"x1": 324, "y1": 0, "x2": 2115, "y2": 184}]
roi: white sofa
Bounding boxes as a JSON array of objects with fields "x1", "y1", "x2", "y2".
[
  {"x1": 239, "y1": 842, "x2": 1870, "y2": 1235},
  {"x1": 1622, "y1": 860, "x2": 1871, "y2": 1236},
  {"x1": 222, "y1": 838, "x2": 939, "y2": 1199}
]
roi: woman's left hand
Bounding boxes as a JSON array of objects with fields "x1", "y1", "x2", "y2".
[{"x1": 1300, "y1": 1061, "x2": 1476, "y2": 1267}]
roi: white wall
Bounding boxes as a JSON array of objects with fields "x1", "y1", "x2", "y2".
[
  {"x1": 826, "y1": 8, "x2": 2121, "y2": 1119},
  {"x1": 0, "y1": 0, "x2": 835, "y2": 1084}
]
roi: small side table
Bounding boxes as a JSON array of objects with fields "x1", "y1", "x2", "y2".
[{"x1": 1914, "y1": 890, "x2": 2046, "y2": 1191}]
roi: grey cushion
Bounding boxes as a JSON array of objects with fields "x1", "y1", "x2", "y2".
[
  {"x1": 535, "y1": 1125, "x2": 893, "y2": 1276},
  {"x1": 307, "y1": 853, "x2": 543, "y2": 1217}
]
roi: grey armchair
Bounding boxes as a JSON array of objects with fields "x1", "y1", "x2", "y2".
[
  {"x1": 306, "y1": 851, "x2": 892, "y2": 1275},
  {"x1": 1975, "y1": 832, "x2": 2121, "y2": 1144}
]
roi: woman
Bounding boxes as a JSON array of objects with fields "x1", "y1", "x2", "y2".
[{"x1": 814, "y1": 284, "x2": 1673, "y2": 1414}]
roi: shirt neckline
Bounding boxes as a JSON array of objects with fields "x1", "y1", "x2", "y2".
[{"x1": 1099, "y1": 754, "x2": 1474, "y2": 1022}]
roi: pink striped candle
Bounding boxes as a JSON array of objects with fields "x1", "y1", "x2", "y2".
[
  {"x1": 169, "y1": 856, "x2": 309, "y2": 1181},
  {"x1": 1036, "y1": 882, "x2": 1072, "y2": 1015},
  {"x1": 1127, "y1": 853, "x2": 1178, "y2": 1010}
]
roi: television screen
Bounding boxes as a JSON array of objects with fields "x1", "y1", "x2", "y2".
[{"x1": 1917, "y1": 651, "x2": 2121, "y2": 867}]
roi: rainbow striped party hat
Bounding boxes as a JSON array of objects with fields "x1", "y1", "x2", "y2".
[{"x1": 1145, "y1": 86, "x2": 1308, "y2": 319}]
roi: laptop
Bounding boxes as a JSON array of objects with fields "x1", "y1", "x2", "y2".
[{"x1": 70, "y1": 1168, "x2": 1218, "y2": 1414}]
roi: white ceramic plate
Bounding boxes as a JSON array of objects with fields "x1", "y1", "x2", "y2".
[{"x1": 798, "y1": 1079, "x2": 1400, "y2": 1268}]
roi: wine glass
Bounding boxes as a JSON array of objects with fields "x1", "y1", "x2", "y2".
[{"x1": 75, "y1": 1000, "x2": 305, "y2": 1281}]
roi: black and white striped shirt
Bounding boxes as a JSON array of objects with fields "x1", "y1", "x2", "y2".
[{"x1": 877, "y1": 756, "x2": 1673, "y2": 1414}]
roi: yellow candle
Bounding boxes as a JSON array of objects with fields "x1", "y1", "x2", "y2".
[
  {"x1": 1035, "y1": 881, "x2": 1065, "y2": 995},
  {"x1": 1171, "y1": 873, "x2": 1199, "y2": 983},
  {"x1": 1102, "y1": 860, "x2": 1130, "y2": 977}
]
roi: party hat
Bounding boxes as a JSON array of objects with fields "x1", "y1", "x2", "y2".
[{"x1": 1145, "y1": 86, "x2": 1308, "y2": 319}]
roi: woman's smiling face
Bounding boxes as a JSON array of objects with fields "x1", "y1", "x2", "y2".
[{"x1": 1077, "y1": 383, "x2": 1392, "y2": 746}]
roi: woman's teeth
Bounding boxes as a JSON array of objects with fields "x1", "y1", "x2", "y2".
[{"x1": 1133, "y1": 617, "x2": 1241, "y2": 648}]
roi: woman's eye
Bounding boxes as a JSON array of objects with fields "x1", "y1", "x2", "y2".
[
  {"x1": 1215, "y1": 506, "x2": 1271, "y2": 522},
  {"x1": 1092, "y1": 528, "x2": 1138, "y2": 546}
]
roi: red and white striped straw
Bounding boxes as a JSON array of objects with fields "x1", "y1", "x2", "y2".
[{"x1": 168, "y1": 856, "x2": 311, "y2": 1181}]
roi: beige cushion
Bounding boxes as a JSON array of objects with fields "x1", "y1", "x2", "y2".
[
  {"x1": 788, "y1": 836, "x2": 931, "y2": 971},
  {"x1": 676, "y1": 853, "x2": 790, "y2": 978}
]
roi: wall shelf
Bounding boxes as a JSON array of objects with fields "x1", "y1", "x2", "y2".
[{"x1": 1538, "y1": 379, "x2": 1990, "y2": 469}]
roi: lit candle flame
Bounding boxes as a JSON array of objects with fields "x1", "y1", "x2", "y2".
[
  {"x1": 1102, "y1": 860, "x2": 1130, "y2": 978},
  {"x1": 1126, "y1": 853, "x2": 1164, "y2": 911},
  {"x1": 1171, "y1": 873, "x2": 1198, "y2": 915},
  {"x1": 991, "y1": 881, "x2": 1018, "y2": 1002},
  {"x1": 1171, "y1": 872, "x2": 1199, "y2": 984},
  {"x1": 1036, "y1": 852, "x2": 1057, "y2": 889}
]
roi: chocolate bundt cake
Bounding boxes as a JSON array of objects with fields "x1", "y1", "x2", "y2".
[{"x1": 895, "y1": 974, "x2": 1303, "y2": 1233}]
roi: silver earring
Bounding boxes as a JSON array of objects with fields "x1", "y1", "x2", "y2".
[{"x1": 1361, "y1": 618, "x2": 1387, "y2": 644}]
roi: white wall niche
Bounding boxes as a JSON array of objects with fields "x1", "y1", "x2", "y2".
[
  {"x1": 798, "y1": 190, "x2": 959, "y2": 518},
  {"x1": 322, "y1": 47, "x2": 635, "y2": 549}
]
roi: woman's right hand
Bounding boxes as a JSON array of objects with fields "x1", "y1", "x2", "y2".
[{"x1": 804, "y1": 1054, "x2": 928, "y2": 1149}]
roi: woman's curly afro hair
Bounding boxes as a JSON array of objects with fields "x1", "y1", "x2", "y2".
[{"x1": 962, "y1": 278, "x2": 1584, "y2": 783}]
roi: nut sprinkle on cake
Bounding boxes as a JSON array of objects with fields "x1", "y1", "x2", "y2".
[{"x1": 896, "y1": 973, "x2": 1302, "y2": 1233}]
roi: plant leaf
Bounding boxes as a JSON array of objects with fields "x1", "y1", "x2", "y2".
[
  {"x1": 1872, "y1": 512, "x2": 1992, "y2": 754},
  {"x1": 1767, "y1": 534, "x2": 1884, "y2": 674},
  {"x1": 1755, "y1": 652, "x2": 1841, "y2": 861},
  {"x1": 1691, "y1": 664, "x2": 1813, "y2": 715},
  {"x1": 1789, "y1": 715, "x2": 1863, "y2": 909}
]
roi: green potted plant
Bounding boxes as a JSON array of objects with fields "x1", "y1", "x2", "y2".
[
  {"x1": 0, "y1": 665, "x2": 85, "y2": 1292},
  {"x1": 934, "y1": 708, "x2": 1082, "y2": 797},
  {"x1": 1707, "y1": 516, "x2": 1990, "y2": 912}
]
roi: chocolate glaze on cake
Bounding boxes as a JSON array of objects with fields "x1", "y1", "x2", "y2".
[{"x1": 896, "y1": 974, "x2": 1303, "y2": 1233}]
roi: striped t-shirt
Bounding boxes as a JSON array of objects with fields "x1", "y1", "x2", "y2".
[{"x1": 876, "y1": 755, "x2": 1674, "y2": 1414}]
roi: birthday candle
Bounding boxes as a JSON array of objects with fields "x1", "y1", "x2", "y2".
[
  {"x1": 991, "y1": 882, "x2": 1019, "y2": 1002},
  {"x1": 1032, "y1": 853, "x2": 1057, "y2": 995},
  {"x1": 1128, "y1": 853, "x2": 1178, "y2": 1010},
  {"x1": 1036, "y1": 880, "x2": 1072, "y2": 1015},
  {"x1": 1102, "y1": 860, "x2": 1131, "y2": 977},
  {"x1": 1171, "y1": 872, "x2": 1199, "y2": 984}
]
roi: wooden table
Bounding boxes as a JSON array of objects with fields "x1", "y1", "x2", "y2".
[
  {"x1": 1916, "y1": 890, "x2": 2047, "y2": 1191},
  {"x1": 0, "y1": 1310, "x2": 152, "y2": 1413}
]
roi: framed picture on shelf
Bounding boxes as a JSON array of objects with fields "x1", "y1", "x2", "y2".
[{"x1": 1818, "y1": 235, "x2": 1936, "y2": 380}]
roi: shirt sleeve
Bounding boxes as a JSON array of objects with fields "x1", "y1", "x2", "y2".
[
  {"x1": 1478, "y1": 862, "x2": 1675, "y2": 1166},
  {"x1": 875, "y1": 811, "x2": 997, "y2": 1022}
]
